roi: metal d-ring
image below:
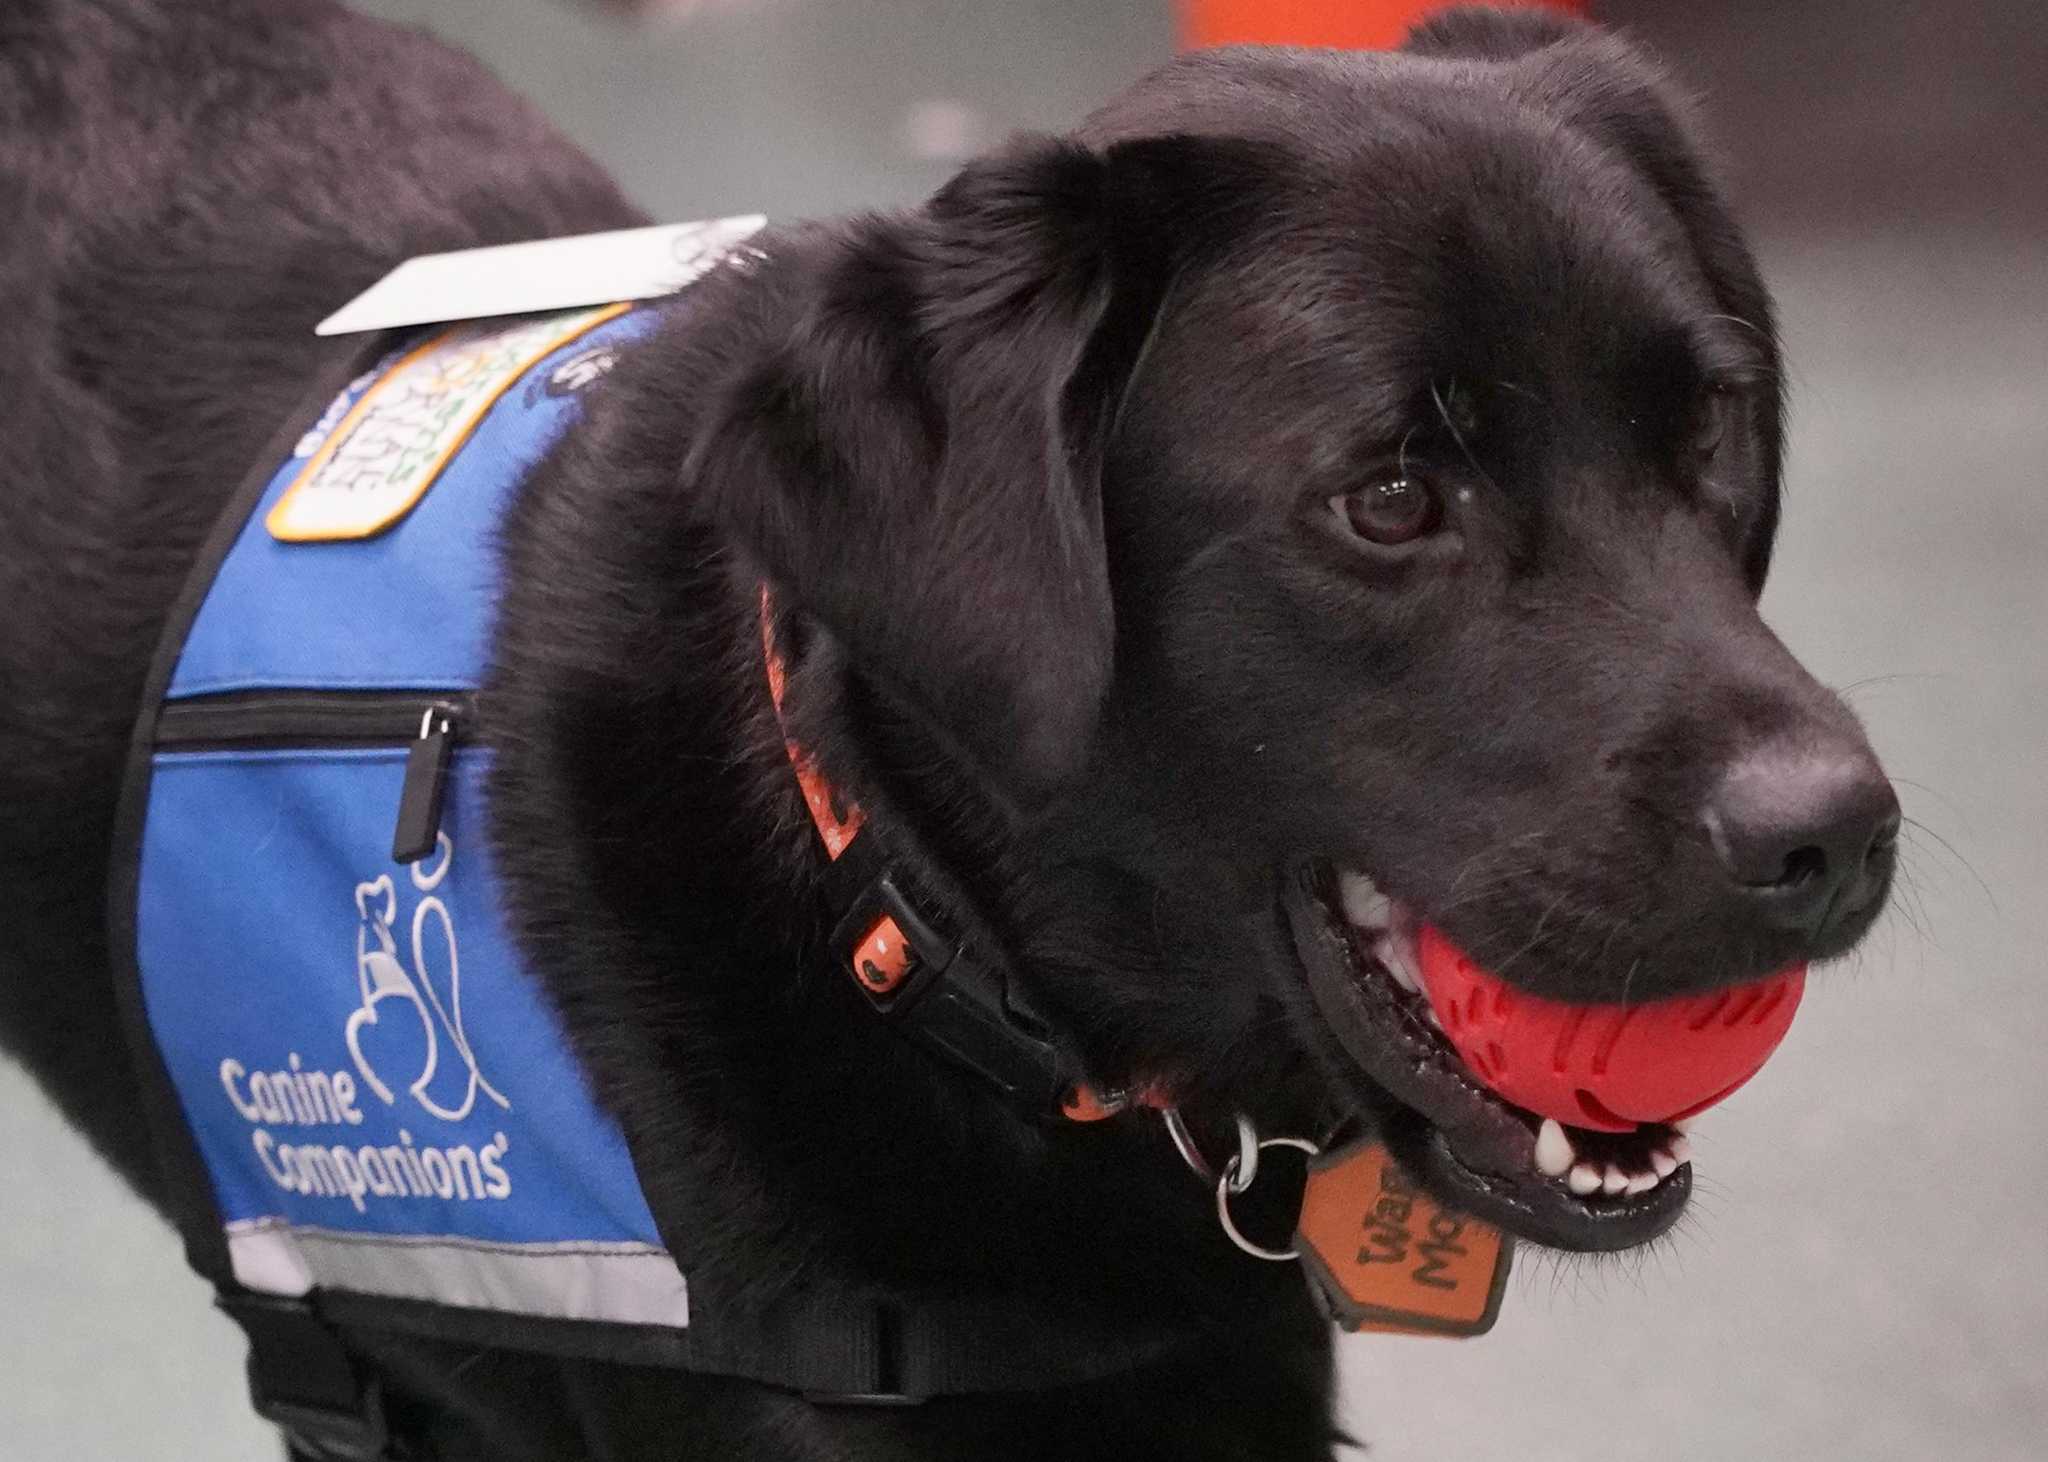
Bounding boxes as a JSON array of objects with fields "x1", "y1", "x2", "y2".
[
  {"x1": 1160, "y1": 1106, "x2": 1215, "y2": 1183},
  {"x1": 1227, "y1": 1113, "x2": 1261, "y2": 1194},
  {"x1": 1215, "y1": 1135, "x2": 1321, "y2": 1262},
  {"x1": 1161, "y1": 1108, "x2": 1263, "y2": 1190}
]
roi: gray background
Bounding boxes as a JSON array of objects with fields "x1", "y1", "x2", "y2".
[{"x1": 5, "y1": 1, "x2": 2043, "y2": 1457}]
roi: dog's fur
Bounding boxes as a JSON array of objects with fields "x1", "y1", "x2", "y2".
[{"x1": 1, "y1": 2, "x2": 1891, "y2": 1457}]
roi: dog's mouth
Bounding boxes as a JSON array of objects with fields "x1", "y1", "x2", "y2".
[{"x1": 1283, "y1": 864, "x2": 1693, "y2": 1252}]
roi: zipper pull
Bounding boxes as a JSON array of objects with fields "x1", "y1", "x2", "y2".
[{"x1": 392, "y1": 703, "x2": 458, "y2": 864}]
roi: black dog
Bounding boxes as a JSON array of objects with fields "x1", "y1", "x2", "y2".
[{"x1": 0, "y1": 2, "x2": 1897, "y2": 1457}]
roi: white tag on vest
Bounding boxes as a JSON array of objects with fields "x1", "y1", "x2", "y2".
[{"x1": 315, "y1": 215, "x2": 767, "y2": 336}]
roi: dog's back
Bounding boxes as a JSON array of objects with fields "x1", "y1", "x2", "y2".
[{"x1": 0, "y1": 0, "x2": 640, "y2": 1196}]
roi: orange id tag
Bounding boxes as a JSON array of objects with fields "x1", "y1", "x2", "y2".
[{"x1": 1295, "y1": 1139, "x2": 1512, "y2": 1337}]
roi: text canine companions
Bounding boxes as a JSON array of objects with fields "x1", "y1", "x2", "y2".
[{"x1": 0, "y1": 2, "x2": 1897, "y2": 1458}]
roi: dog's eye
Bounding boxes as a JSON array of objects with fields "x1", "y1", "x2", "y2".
[{"x1": 1332, "y1": 478, "x2": 1441, "y2": 547}]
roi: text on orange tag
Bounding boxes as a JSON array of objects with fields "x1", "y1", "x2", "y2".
[{"x1": 1294, "y1": 1138, "x2": 1512, "y2": 1337}]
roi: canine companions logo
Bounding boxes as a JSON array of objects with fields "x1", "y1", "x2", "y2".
[
  {"x1": 346, "y1": 833, "x2": 509, "y2": 1122},
  {"x1": 214, "y1": 833, "x2": 516, "y2": 1214}
]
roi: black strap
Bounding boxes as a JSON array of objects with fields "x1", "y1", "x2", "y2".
[
  {"x1": 314, "y1": 1275, "x2": 1188, "y2": 1406},
  {"x1": 105, "y1": 335, "x2": 410, "y2": 1449},
  {"x1": 705, "y1": 1288, "x2": 1185, "y2": 1403},
  {"x1": 219, "y1": 1293, "x2": 392, "y2": 1461}
]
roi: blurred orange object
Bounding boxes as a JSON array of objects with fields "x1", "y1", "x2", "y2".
[{"x1": 1178, "y1": 0, "x2": 1585, "y2": 51}]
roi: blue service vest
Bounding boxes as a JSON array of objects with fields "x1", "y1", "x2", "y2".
[
  {"x1": 111, "y1": 280, "x2": 1187, "y2": 1405},
  {"x1": 130, "y1": 305, "x2": 692, "y2": 1331}
]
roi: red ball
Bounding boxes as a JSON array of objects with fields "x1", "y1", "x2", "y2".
[{"x1": 1414, "y1": 926, "x2": 1806, "y2": 1132}]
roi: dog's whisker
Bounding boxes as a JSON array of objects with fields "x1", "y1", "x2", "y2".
[
  {"x1": 1886, "y1": 774, "x2": 1969, "y2": 826},
  {"x1": 1701, "y1": 311, "x2": 1773, "y2": 345},
  {"x1": 1899, "y1": 817, "x2": 1996, "y2": 911},
  {"x1": 1429, "y1": 377, "x2": 1499, "y2": 496},
  {"x1": 1834, "y1": 671, "x2": 1950, "y2": 699}
]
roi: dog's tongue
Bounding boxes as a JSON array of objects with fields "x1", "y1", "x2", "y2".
[{"x1": 1413, "y1": 926, "x2": 1805, "y2": 1132}]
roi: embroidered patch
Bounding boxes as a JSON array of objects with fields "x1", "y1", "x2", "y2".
[
  {"x1": 266, "y1": 304, "x2": 628, "y2": 543},
  {"x1": 1295, "y1": 1139, "x2": 1512, "y2": 1337}
]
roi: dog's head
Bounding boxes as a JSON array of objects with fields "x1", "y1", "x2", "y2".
[{"x1": 693, "y1": 10, "x2": 1896, "y2": 1251}]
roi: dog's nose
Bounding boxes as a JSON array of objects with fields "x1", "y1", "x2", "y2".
[{"x1": 1703, "y1": 742, "x2": 1901, "y2": 936}]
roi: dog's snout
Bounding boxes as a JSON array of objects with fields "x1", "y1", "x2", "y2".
[{"x1": 1703, "y1": 742, "x2": 1901, "y2": 936}]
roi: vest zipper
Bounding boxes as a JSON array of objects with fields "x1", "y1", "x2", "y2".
[{"x1": 155, "y1": 690, "x2": 473, "y2": 864}]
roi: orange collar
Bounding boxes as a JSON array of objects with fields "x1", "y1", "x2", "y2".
[
  {"x1": 758, "y1": 587, "x2": 1156, "y2": 1123},
  {"x1": 759, "y1": 588, "x2": 914, "y2": 992}
]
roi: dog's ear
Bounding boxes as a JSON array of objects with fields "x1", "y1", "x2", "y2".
[{"x1": 690, "y1": 134, "x2": 1275, "y2": 796}]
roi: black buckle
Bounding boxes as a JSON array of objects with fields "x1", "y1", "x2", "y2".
[
  {"x1": 216, "y1": 1292, "x2": 390, "y2": 1462},
  {"x1": 260, "y1": 1385, "x2": 390, "y2": 1462},
  {"x1": 822, "y1": 846, "x2": 1073, "y2": 1114},
  {"x1": 827, "y1": 870, "x2": 958, "y2": 1014}
]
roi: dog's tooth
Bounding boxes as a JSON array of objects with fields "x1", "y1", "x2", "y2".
[
  {"x1": 1567, "y1": 1163, "x2": 1604, "y2": 1196},
  {"x1": 1534, "y1": 1118, "x2": 1574, "y2": 1178},
  {"x1": 1649, "y1": 1147, "x2": 1679, "y2": 1179},
  {"x1": 1601, "y1": 1164, "x2": 1629, "y2": 1196},
  {"x1": 1666, "y1": 1134, "x2": 1693, "y2": 1166},
  {"x1": 1625, "y1": 1170, "x2": 1659, "y2": 1196},
  {"x1": 1375, "y1": 935, "x2": 1422, "y2": 994},
  {"x1": 1337, "y1": 869, "x2": 1392, "y2": 930},
  {"x1": 1380, "y1": 928, "x2": 1425, "y2": 994}
]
